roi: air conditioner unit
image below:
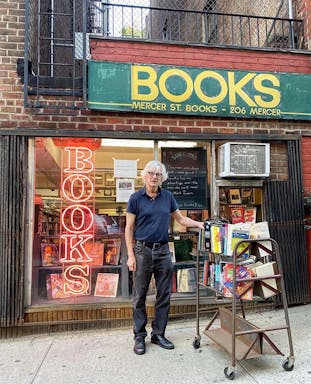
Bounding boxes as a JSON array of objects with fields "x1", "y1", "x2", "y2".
[{"x1": 218, "y1": 142, "x2": 270, "y2": 178}]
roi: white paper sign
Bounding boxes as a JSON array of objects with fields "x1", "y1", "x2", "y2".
[
  {"x1": 114, "y1": 159, "x2": 137, "y2": 178},
  {"x1": 116, "y1": 178, "x2": 135, "y2": 202}
]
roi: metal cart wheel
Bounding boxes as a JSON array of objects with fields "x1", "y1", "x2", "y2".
[
  {"x1": 282, "y1": 358, "x2": 294, "y2": 371},
  {"x1": 192, "y1": 335, "x2": 201, "y2": 349},
  {"x1": 224, "y1": 366, "x2": 235, "y2": 380}
]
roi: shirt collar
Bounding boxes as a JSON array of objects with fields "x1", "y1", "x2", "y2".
[{"x1": 142, "y1": 186, "x2": 162, "y2": 196}]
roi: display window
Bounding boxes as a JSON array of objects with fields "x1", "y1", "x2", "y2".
[
  {"x1": 31, "y1": 137, "x2": 156, "y2": 305},
  {"x1": 31, "y1": 137, "x2": 209, "y2": 306},
  {"x1": 30, "y1": 137, "x2": 266, "y2": 306}
]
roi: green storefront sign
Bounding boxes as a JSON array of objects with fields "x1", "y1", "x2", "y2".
[{"x1": 88, "y1": 60, "x2": 311, "y2": 120}]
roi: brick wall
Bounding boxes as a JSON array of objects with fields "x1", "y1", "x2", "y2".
[
  {"x1": 296, "y1": 0, "x2": 311, "y2": 50},
  {"x1": 0, "y1": 0, "x2": 25, "y2": 129},
  {"x1": 90, "y1": 39, "x2": 311, "y2": 73}
]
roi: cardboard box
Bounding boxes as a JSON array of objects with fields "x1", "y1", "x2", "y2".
[{"x1": 248, "y1": 261, "x2": 280, "y2": 299}]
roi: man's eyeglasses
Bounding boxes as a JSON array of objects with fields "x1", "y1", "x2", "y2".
[{"x1": 147, "y1": 171, "x2": 162, "y2": 178}]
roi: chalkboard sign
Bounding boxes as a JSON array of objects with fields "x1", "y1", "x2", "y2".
[{"x1": 162, "y1": 148, "x2": 208, "y2": 209}]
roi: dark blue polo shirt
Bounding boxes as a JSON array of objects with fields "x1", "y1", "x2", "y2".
[{"x1": 126, "y1": 187, "x2": 179, "y2": 242}]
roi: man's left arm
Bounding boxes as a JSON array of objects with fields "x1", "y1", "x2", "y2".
[{"x1": 171, "y1": 209, "x2": 204, "y2": 230}]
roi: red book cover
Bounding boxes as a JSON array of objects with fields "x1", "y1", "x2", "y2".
[
  {"x1": 231, "y1": 207, "x2": 244, "y2": 224},
  {"x1": 172, "y1": 271, "x2": 177, "y2": 293},
  {"x1": 41, "y1": 243, "x2": 59, "y2": 266},
  {"x1": 244, "y1": 207, "x2": 257, "y2": 224},
  {"x1": 203, "y1": 260, "x2": 209, "y2": 285},
  {"x1": 94, "y1": 273, "x2": 119, "y2": 297},
  {"x1": 104, "y1": 239, "x2": 121, "y2": 265},
  {"x1": 85, "y1": 240, "x2": 104, "y2": 266}
]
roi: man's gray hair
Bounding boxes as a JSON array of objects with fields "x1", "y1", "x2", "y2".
[{"x1": 141, "y1": 160, "x2": 168, "y2": 182}]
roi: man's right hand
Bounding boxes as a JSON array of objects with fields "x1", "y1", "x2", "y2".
[{"x1": 127, "y1": 254, "x2": 136, "y2": 271}]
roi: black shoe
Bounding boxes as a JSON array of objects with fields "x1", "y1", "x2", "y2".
[
  {"x1": 133, "y1": 337, "x2": 145, "y2": 355},
  {"x1": 151, "y1": 335, "x2": 174, "y2": 350}
]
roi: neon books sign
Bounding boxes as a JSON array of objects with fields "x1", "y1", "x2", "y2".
[{"x1": 60, "y1": 146, "x2": 95, "y2": 296}]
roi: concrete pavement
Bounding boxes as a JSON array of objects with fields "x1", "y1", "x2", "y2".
[{"x1": 0, "y1": 303, "x2": 311, "y2": 384}]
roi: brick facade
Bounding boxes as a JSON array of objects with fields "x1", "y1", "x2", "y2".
[{"x1": 0, "y1": 0, "x2": 311, "y2": 336}]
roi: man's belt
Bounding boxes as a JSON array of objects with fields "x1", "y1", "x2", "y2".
[{"x1": 136, "y1": 240, "x2": 167, "y2": 250}]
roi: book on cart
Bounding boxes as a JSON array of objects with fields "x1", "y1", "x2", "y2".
[{"x1": 223, "y1": 264, "x2": 253, "y2": 300}]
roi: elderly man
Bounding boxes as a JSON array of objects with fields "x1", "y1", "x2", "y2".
[{"x1": 125, "y1": 160, "x2": 204, "y2": 355}]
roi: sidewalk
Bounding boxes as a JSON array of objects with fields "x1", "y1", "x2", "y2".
[{"x1": 0, "y1": 304, "x2": 310, "y2": 384}]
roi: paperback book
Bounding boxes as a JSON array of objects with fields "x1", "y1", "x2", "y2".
[
  {"x1": 94, "y1": 273, "x2": 119, "y2": 297},
  {"x1": 177, "y1": 268, "x2": 196, "y2": 293},
  {"x1": 104, "y1": 239, "x2": 121, "y2": 265},
  {"x1": 85, "y1": 240, "x2": 104, "y2": 266},
  {"x1": 46, "y1": 273, "x2": 72, "y2": 299},
  {"x1": 41, "y1": 243, "x2": 59, "y2": 266}
]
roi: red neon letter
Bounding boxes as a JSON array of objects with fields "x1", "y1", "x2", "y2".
[
  {"x1": 60, "y1": 234, "x2": 93, "y2": 263},
  {"x1": 64, "y1": 147, "x2": 94, "y2": 174},
  {"x1": 61, "y1": 204, "x2": 94, "y2": 234},
  {"x1": 62, "y1": 174, "x2": 94, "y2": 202},
  {"x1": 63, "y1": 265, "x2": 90, "y2": 295}
]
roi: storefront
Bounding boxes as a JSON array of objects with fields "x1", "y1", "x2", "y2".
[
  {"x1": 0, "y1": 128, "x2": 308, "y2": 338},
  {"x1": 1, "y1": 1, "x2": 311, "y2": 337},
  {"x1": 19, "y1": 136, "x2": 271, "y2": 305}
]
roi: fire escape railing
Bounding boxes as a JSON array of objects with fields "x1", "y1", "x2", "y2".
[{"x1": 23, "y1": 0, "x2": 305, "y2": 110}]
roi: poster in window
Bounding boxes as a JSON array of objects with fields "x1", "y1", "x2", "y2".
[{"x1": 116, "y1": 178, "x2": 135, "y2": 202}]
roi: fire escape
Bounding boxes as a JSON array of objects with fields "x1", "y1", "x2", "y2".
[{"x1": 22, "y1": 0, "x2": 305, "y2": 110}]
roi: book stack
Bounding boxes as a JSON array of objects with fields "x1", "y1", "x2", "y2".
[{"x1": 222, "y1": 264, "x2": 253, "y2": 300}]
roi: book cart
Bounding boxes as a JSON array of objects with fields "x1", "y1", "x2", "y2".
[{"x1": 193, "y1": 226, "x2": 295, "y2": 380}]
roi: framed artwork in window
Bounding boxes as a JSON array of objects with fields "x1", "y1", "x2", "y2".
[
  {"x1": 95, "y1": 174, "x2": 104, "y2": 186},
  {"x1": 105, "y1": 172, "x2": 115, "y2": 186}
]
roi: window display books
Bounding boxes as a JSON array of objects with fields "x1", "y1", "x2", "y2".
[
  {"x1": 244, "y1": 207, "x2": 257, "y2": 224},
  {"x1": 46, "y1": 271, "x2": 91, "y2": 299},
  {"x1": 231, "y1": 207, "x2": 244, "y2": 224},
  {"x1": 46, "y1": 273, "x2": 72, "y2": 299},
  {"x1": 104, "y1": 239, "x2": 121, "y2": 265},
  {"x1": 177, "y1": 268, "x2": 196, "y2": 293},
  {"x1": 94, "y1": 273, "x2": 119, "y2": 297},
  {"x1": 85, "y1": 241, "x2": 104, "y2": 266},
  {"x1": 229, "y1": 189, "x2": 241, "y2": 204},
  {"x1": 41, "y1": 243, "x2": 59, "y2": 266},
  {"x1": 168, "y1": 241, "x2": 176, "y2": 263}
]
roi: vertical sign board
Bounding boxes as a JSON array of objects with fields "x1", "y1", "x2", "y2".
[{"x1": 162, "y1": 148, "x2": 208, "y2": 209}]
